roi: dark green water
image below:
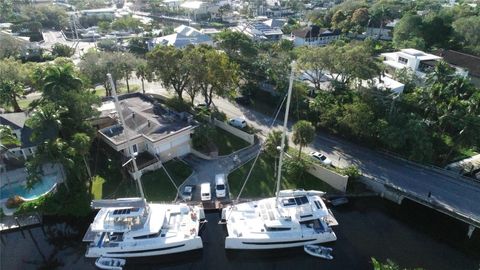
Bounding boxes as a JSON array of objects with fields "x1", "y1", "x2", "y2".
[{"x1": 1, "y1": 197, "x2": 479, "y2": 270}]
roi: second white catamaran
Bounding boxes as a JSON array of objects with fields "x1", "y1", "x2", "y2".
[{"x1": 222, "y1": 62, "x2": 338, "y2": 250}]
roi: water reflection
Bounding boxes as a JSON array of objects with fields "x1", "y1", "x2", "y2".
[{"x1": 1, "y1": 198, "x2": 479, "y2": 270}]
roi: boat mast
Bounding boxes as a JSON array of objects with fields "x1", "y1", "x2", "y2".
[
  {"x1": 275, "y1": 61, "x2": 295, "y2": 203},
  {"x1": 107, "y1": 73, "x2": 146, "y2": 199}
]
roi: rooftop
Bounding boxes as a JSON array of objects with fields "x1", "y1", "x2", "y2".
[
  {"x1": 434, "y1": 49, "x2": 480, "y2": 77},
  {"x1": 98, "y1": 94, "x2": 194, "y2": 146}
]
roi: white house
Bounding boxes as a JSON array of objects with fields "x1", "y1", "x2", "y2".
[
  {"x1": 95, "y1": 93, "x2": 197, "y2": 163},
  {"x1": 381, "y1": 48, "x2": 468, "y2": 79},
  {"x1": 291, "y1": 26, "x2": 341, "y2": 47},
  {"x1": 231, "y1": 21, "x2": 283, "y2": 41},
  {"x1": 148, "y1": 25, "x2": 213, "y2": 49}
]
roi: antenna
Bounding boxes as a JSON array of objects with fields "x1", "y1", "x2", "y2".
[
  {"x1": 107, "y1": 73, "x2": 146, "y2": 199},
  {"x1": 275, "y1": 61, "x2": 295, "y2": 204}
]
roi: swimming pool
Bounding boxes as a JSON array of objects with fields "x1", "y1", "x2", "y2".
[{"x1": 0, "y1": 174, "x2": 59, "y2": 201}]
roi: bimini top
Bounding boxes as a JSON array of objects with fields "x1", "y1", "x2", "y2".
[{"x1": 91, "y1": 198, "x2": 147, "y2": 209}]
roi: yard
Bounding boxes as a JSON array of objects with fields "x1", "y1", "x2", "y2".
[
  {"x1": 193, "y1": 125, "x2": 250, "y2": 156},
  {"x1": 215, "y1": 127, "x2": 250, "y2": 155},
  {"x1": 90, "y1": 140, "x2": 192, "y2": 202},
  {"x1": 228, "y1": 153, "x2": 335, "y2": 199}
]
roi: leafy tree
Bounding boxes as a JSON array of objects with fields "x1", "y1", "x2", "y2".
[
  {"x1": 0, "y1": 80, "x2": 24, "y2": 112},
  {"x1": 0, "y1": 33, "x2": 25, "y2": 59},
  {"x1": 19, "y1": 5, "x2": 69, "y2": 30},
  {"x1": 292, "y1": 120, "x2": 315, "y2": 159},
  {"x1": 97, "y1": 39, "x2": 121, "y2": 52},
  {"x1": 351, "y1": 7, "x2": 369, "y2": 33},
  {"x1": 51, "y1": 43, "x2": 75, "y2": 58},
  {"x1": 111, "y1": 16, "x2": 144, "y2": 33},
  {"x1": 128, "y1": 37, "x2": 149, "y2": 55},
  {"x1": 372, "y1": 257, "x2": 424, "y2": 270},
  {"x1": 147, "y1": 46, "x2": 191, "y2": 101},
  {"x1": 452, "y1": 16, "x2": 480, "y2": 55},
  {"x1": 119, "y1": 53, "x2": 138, "y2": 93},
  {"x1": 422, "y1": 14, "x2": 453, "y2": 49},
  {"x1": 393, "y1": 14, "x2": 426, "y2": 50},
  {"x1": 192, "y1": 123, "x2": 217, "y2": 153},
  {"x1": 189, "y1": 46, "x2": 239, "y2": 107},
  {"x1": 26, "y1": 103, "x2": 65, "y2": 141}
]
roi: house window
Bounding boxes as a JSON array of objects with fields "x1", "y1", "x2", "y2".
[
  {"x1": 132, "y1": 144, "x2": 138, "y2": 154},
  {"x1": 398, "y1": 57, "x2": 408, "y2": 64}
]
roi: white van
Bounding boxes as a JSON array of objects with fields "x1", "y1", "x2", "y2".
[
  {"x1": 215, "y1": 174, "x2": 226, "y2": 198},
  {"x1": 200, "y1": 183, "x2": 211, "y2": 201}
]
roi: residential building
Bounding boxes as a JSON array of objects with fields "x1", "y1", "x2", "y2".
[
  {"x1": 381, "y1": 48, "x2": 468, "y2": 80},
  {"x1": 291, "y1": 26, "x2": 341, "y2": 47},
  {"x1": 363, "y1": 20, "x2": 398, "y2": 41},
  {"x1": 1, "y1": 112, "x2": 39, "y2": 160},
  {"x1": 80, "y1": 8, "x2": 116, "y2": 19},
  {"x1": 95, "y1": 93, "x2": 196, "y2": 163},
  {"x1": 434, "y1": 49, "x2": 480, "y2": 87},
  {"x1": 231, "y1": 21, "x2": 283, "y2": 41},
  {"x1": 148, "y1": 25, "x2": 213, "y2": 49}
]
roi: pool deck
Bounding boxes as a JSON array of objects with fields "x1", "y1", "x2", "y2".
[{"x1": 0, "y1": 213, "x2": 42, "y2": 232}]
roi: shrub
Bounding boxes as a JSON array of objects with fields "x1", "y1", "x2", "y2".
[
  {"x1": 341, "y1": 165, "x2": 361, "y2": 180},
  {"x1": 165, "y1": 97, "x2": 191, "y2": 112},
  {"x1": 211, "y1": 110, "x2": 227, "y2": 121},
  {"x1": 6, "y1": 196, "x2": 24, "y2": 209}
]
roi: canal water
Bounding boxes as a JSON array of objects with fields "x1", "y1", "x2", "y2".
[{"x1": 1, "y1": 197, "x2": 479, "y2": 270}]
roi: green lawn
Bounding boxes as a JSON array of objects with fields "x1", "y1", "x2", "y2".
[
  {"x1": 215, "y1": 127, "x2": 250, "y2": 155},
  {"x1": 228, "y1": 154, "x2": 335, "y2": 199},
  {"x1": 90, "y1": 140, "x2": 192, "y2": 202}
]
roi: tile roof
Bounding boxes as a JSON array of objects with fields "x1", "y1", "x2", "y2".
[{"x1": 434, "y1": 49, "x2": 480, "y2": 77}]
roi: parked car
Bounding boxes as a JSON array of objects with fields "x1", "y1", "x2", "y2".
[
  {"x1": 310, "y1": 151, "x2": 332, "y2": 166},
  {"x1": 215, "y1": 174, "x2": 226, "y2": 198},
  {"x1": 228, "y1": 117, "x2": 247, "y2": 128},
  {"x1": 182, "y1": 185, "x2": 194, "y2": 201}
]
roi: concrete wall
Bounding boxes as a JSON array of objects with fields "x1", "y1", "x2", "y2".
[
  {"x1": 306, "y1": 163, "x2": 349, "y2": 192},
  {"x1": 213, "y1": 119, "x2": 255, "y2": 145}
]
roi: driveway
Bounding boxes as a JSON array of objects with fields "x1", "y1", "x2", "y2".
[{"x1": 178, "y1": 143, "x2": 261, "y2": 203}]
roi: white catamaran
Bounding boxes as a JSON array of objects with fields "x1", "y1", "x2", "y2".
[
  {"x1": 84, "y1": 198, "x2": 204, "y2": 258},
  {"x1": 222, "y1": 62, "x2": 338, "y2": 249},
  {"x1": 83, "y1": 74, "x2": 204, "y2": 258}
]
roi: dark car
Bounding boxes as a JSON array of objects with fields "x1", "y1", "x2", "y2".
[
  {"x1": 182, "y1": 185, "x2": 195, "y2": 201},
  {"x1": 235, "y1": 96, "x2": 252, "y2": 106}
]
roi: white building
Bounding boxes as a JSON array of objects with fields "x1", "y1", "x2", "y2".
[
  {"x1": 381, "y1": 48, "x2": 468, "y2": 79},
  {"x1": 95, "y1": 93, "x2": 196, "y2": 163},
  {"x1": 148, "y1": 25, "x2": 213, "y2": 49},
  {"x1": 231, "y1": 21, "x2": 283, "y2": 41},
  {"x1": 291, "y1": 26, "x2": 341, "y2": 47}
]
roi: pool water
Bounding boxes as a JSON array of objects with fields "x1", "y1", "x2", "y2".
[{"x1": 0, "y1": 174, "x2": 58, "y2": 200}]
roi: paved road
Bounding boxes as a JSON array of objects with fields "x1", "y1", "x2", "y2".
[{"x1": 178, "y1": 144, "x2": 261, "y2": 203}]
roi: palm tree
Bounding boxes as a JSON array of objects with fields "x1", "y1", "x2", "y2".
[
  {"x1": 292, "y1": 120, "x2": 315, "y2": 159},
  {"x1": 0, "y1": 80, "x2": 24, "y2": 112},
  {"x1": 26, "y1": 104, "x2": 65, "y2": 141},
  {"x1": 264, "y1": 130, "x2": 289, "y2": 159},
  {"x1": 0, "y1": 125, "x2": 20, "y2": 157},
  {"x1": 135, "y1": 60, "x2": 151, "y2": 94},
  {"x1": 41, "y1": 64, "x2": 82, "y2": 101}
]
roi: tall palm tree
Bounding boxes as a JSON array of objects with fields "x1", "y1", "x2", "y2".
[
  {"x1": 26, "y1": 104, "x2": 65, "y2": 141},
  {"x1": 0, "y1": 125, "x2": 20, "y2": 156},
  {"x1": 135, "y1": 60, "x2": 151, "y2": 94},
  {"x1": 292, "y1": 120, "x2": 315, "y2": 159}
]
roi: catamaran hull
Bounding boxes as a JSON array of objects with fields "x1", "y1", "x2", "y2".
[
  {"x1": 86, "y1": 238, "x2": 203, "y2": 258},
  {"x1": 225, "y1": 232, "x2": 337, "y2": 250}
]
